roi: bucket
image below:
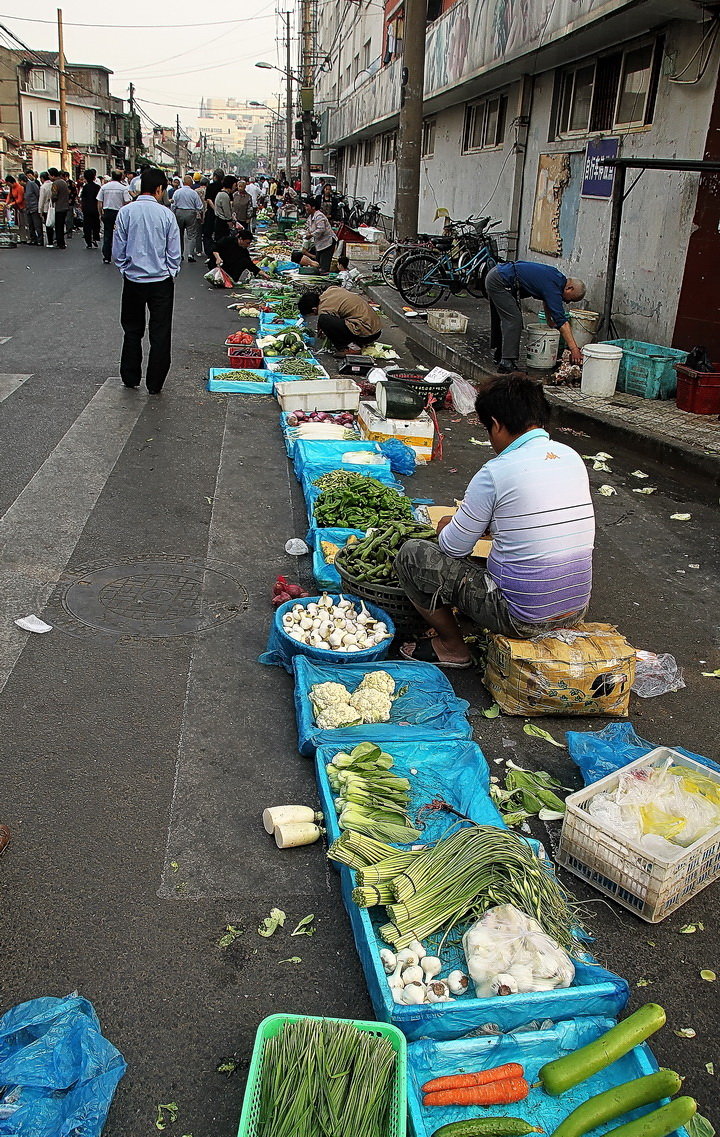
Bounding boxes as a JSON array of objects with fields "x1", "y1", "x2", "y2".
[
  {"x1": 569, "y1": 309, "x2": 601, "y2": 351},
  {"x1": 581, "y1": 343, "x2": 623, "y2": 397},
  {"x1": 525, "y1": 323, "x2": 561, "y2": 369}
]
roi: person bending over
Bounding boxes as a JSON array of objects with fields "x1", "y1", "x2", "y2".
[
  {"x1": 298, "y1": 287, "x2": 381, "y2": 353},
  {"x1": 211, "y1": 227, "x2": 270, "y2": 283},
  {"x1": 484, "y1": 260, "x2": 586, "y2": 371},
  {"x1": 396, "y1": 373, "x2": 595, "y2": 668}
]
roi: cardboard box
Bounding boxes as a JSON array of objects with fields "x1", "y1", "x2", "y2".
[
  {"x1": 358, "y1": 400, "x2": 434, "y2": 460},
  {"x1": 423, "y1": 505, "x2": 492, "y2": 558}
]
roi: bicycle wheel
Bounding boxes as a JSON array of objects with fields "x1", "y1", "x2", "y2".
[
  {"x1": 379, "y1": 244, "x2": 401, "y2": 288},
  {"x1": 396, "y1": 253, "x2": 449, "y2": 307},
  {"x1": 458, "y1": 251, "x2": 497, "y2": 298}
]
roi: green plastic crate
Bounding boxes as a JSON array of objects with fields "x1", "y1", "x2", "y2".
[
  {"x1": 602, "y1": 339, "x2": 687, "y2": 399},
  {"x1": 237, "y1": 1013, "x2": 407, "y2": 1137}
]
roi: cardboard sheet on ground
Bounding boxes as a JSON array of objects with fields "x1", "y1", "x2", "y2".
[{"x1": 424, "y1": 505, "x2": 492, "y2": 558}]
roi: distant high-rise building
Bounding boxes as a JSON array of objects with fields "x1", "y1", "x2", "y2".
[{"x1": 197, "y1": 98, "x2": 272, "y2": 154}]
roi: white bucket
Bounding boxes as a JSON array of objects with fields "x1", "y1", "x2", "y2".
[
  {"x1": 525, "y1": 323, "x2": 561, "y2": 369},
  {"x1": 569, "y1": 309, "x2": 601, "y2": 351},
  {"x1": 581, "y1": 343, "x2": 623, "y2": 397}
]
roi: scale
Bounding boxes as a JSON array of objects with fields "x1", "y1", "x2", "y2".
[{"x1": 338, "y1": 356, "x2": 376, "y2": 376}]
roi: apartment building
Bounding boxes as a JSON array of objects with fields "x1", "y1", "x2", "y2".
[
  {"x1": 315, "y1": 0, "x2": 720, "y2": 349},
  {"x1": 197, "y1": 98, "x2": 273, "y2": 155}
]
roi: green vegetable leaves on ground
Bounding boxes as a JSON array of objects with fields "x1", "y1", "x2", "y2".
[
  {"x1": 482, "y1": 703, "x2": 500, "y2": 718},
  {"x1": 680, "y1": 922, "x2": 704, "y2": 933},
  {"x1": 688, "y1": 1115, "x2": 715, "y2": 1137},
  {"x1": 523, "y1": 723, "x2": 565, "y2": 748},
  {"x1": 258, "y1": 908, "x2": 286, "y2": 937},
  {"x1": 280, "y1": 956, "x2": 303, "y2": 964},
  {"x1": 291, "y1": 914, "x2": 316, "y2": 937},
  {"x1": 490, "y1": 761, "x2": 567, "y2": 825},
  {"x1": 217, "y1": 925, "x2": 243, "y2": 948},
  {"x1": 155, "y1": 1103, "x2": 179, "y2": 1131}
]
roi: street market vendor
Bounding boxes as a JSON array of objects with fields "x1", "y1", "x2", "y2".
[
  {"x1": 396, "y1": 374, "x2": 595, "y2": 668},
  {"x1": 298, "y1": 287, "x2": 382, "y2": 353},
  {"x1": 484, "y1": 261, "x2": 587, "y2": 371},
  {"x1": 303, "y1": 199, "x2": 337, "y2": 273},
  {"x1": 211, "y1": 228, "x2": 271, "y2": 284}
]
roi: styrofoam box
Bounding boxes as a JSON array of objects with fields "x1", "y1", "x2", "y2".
[
  {"x1": 275, "y1": 377, "x2": 361, "y2": 413},
  {"x1": 345, "y1": 242, "x2": 382, "y2": 261},
  {"x1": 359, "y1": 400, "x2": 434, "y2": 460}
]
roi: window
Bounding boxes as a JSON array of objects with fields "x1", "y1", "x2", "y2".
[
  {"x1": 462, "y1": 95, "x2": 507, "y2": 152},
  {"x1": 363, "y1": 136, "x2": 376, "y2": 164},
  {"x1": 421, "y1": 118, "x2": 436, "y2": 157},
  {"x1": 48, "y1": 108, "x2": 58, "y2": 126},
  {"x1": 383, "y1": 8, "x2": 404, "y2": 65},
  {"x1": 380, "y1": 131, "x2": 396, "y2": 162},
  {"x1": 353, "y1": 53, "x2": 360, "y2": 80},
  {"x1": 29, "y1": 69, "x2": 46, "y2": 91},
  {"x1": 363, "y1": 39, "x2": 372, "y2": 71},
  {"x1": 555, "y1": 39, "x2": 661, "y2": 137},
  {"x1": 344, "y1": 65, "x2": 351, "y2": 90}
]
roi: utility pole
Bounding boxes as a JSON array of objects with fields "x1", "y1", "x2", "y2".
[
  {"x1": 128, "y1": 82, "x2": 136, "y2": 172},
  {"x1": 57, "y1": 8, "x2": 70, "y2": 172},
  {"x1": 299, "y1": 0, "x2": 314, "y2": 194},
  {"x1": 395, "y1": 0, "x2": 426, "y2": 239},
  {"x1": 284, "y1": 10, "x2": 293, "y2": 182},
  {"x1": 175, "y1": 113, "x2": 181, "y2": 173}
]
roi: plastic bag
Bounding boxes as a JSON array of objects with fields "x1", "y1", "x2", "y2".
[
  {"x1": 632, "y1": 650, "x2": 685, "y2": 697},
  {"x1": 450, "y1": 374, "x2": 478, "y2": 415},
  {"x1": 565, "y1": 721, "x2": 720, "y2": 785},
  {"x1": 204, "y1": 266, "x2": 234, "y2": 288},
  {"x1": 379, "y1": 438, "x2": 416, "y2": 475},
  {"x1": 463, "y1": 905, "x2": 575, "y2": 999},
  {"x1": 0, "y1": 993, "x2": 125, "y2": 1136},
  {"x1": 306, "y1": 526, "x2": 365, "y2": 590},
  {"x1": 285, "y1": 538, "x2": 309, "y2": 556}
]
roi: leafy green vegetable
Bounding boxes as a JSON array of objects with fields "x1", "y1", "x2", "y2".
[
  {"x1": 482, "y1": 704, "x2": 500, "y2": 718},
  {"x1": 280, "y1": 956, "x2": 302, "y2": 964},
  {"x1": 218, "y1": 925, "x2": 243, "y2": 948},
  {"x1": 155, "y1": 1103, "x2": 179, "y2": 1131},
  {"x1": 688, "y1": 1115, "x2": 715, "y2": 1137},
  {"x1": 291, "y1": 914, "x2": 315, "y2": 937},
  {"x1": 258, "y1": 908, "x2": 286, "y2": 937},
  {"x1": 523, "y1": 723, "x2": 565, "y2": 748}
]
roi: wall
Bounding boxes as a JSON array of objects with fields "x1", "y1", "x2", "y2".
[{"x1": 21, "y1": 95, "x2": 96, "y2": 147}]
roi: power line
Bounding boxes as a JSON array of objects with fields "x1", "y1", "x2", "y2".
[
  {"x1": 0, "y1": 12, "x2": 274, "y2": 28},
  {"x1": 114, "y1": 27, "x2": 233, "y2": 74}
]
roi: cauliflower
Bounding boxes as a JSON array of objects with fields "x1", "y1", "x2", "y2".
[
  {"x1": 348, "y1": 688, "x2": 393, "y2": 724},
  {"x1": 357, "y1": 670, "x2": 396, "y2": 697},
  {"x1": 310, "y1": 681, "x2": 351, "y2": 711},
  {"x1": 316, "y1": 702, "x2": 361, "y2": 729}
]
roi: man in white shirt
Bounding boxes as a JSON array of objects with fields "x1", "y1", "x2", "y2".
[
  {"x1": 97, "y1": 171, "x2": 131, "y2": 263},
  {"x1": 112, "y1": 168, "x2": 181, "y2": 395},
  {"x1": 170, "y1": 174, "x2": 204, "y2": 262},
  {"x1": 38, "y1": 172, "x2": 53, "y2": 246},
  {"x1": 245, "y1": 176, "x2": 261, "y2": 210}
]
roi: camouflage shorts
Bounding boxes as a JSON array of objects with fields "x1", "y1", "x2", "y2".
[{"x1": 395, "y1": 539, "x2": 586, "y2": 639}]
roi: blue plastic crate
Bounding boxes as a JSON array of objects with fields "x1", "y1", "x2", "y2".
[
  {"x1": 207, "y1": 368, "x2": 276, "y2": 394},
  {"x1": 602, "y1": 339, "x2": 688, "y2": 399},
  {"x1": 407, "y1": 1017, "x2": 688, "y2": 1137},
  {"x1": 339, "y1": 862, "x2": 629, "y2": 1041}
]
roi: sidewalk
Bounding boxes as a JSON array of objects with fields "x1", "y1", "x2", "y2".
[{"x1": 365, "y1": 280, "x2": 720, "y2": 484}]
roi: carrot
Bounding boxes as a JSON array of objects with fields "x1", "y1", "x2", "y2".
[
  {"x1": 422, "y1": 1064, "x2": 524, "y2": 1095},
  {"x1": 423, "y1": 1078, "x2": 529, "y2": 1107}
]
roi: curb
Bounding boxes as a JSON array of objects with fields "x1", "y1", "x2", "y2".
[{"x1": 367, "y1": 283, "x2": 720, "y2": 486}]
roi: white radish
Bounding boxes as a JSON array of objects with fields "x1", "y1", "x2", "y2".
[
  {"x1": 274, "y1": 821, "x2": 323, "y2": 848},
  {"x1": 263, "y1": 805, "x2": 322, "y2": 834}
]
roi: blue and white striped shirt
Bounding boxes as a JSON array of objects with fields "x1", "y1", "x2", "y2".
[{"x1": 439, "y1": 429, "x2": 594, "y2": 622}]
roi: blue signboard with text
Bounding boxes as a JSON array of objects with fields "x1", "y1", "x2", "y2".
[{"x1": 582, "y1": 138, "x2": 619, "y2": 199}]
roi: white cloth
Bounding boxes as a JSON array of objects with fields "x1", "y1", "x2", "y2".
[
  {"x1": 38, "y1": 180, "x2": 53, "y2": 215},
  {"x1": 97, "y1": 181, "x2": 132, "y2": 211}
]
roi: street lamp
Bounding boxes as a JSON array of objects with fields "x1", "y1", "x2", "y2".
[{"x1": 255, "y1": 48, "x2": 294, "y2": 182}]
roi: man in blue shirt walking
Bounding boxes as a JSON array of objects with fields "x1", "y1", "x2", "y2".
[
  {"x1": 112, "y1": 168, "x2": 181, "y2": 394},
  {"x1": 485, "y1": 260, "x2": 586, "y2": 372}
]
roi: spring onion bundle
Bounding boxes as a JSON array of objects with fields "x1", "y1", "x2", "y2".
[
  {"x1": 377, "y1": 825, "x2": 581, "y2": 951},
  {"x1": 257, "y1": 1017, "x2": 397, "y2": 1137},
  {"x1": 327, "y1": 742, "x2": 422, "y2": 845}
]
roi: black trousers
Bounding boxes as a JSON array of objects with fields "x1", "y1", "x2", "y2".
[
  {"x1": 54, "y1": 210, "x2": 68, "y2": 248},
  {"x1": 317, "y1": 312, "x2": 379, "y2": 350},
  {"x1": 213, "y1": 218, "x2": 231, "y2": 243},
  {"x1": 83, "y1": 210, "x2": 100, "y2": 246},
  {"x1": 27, "y1": 212, "x2": 44, "y2": 244},
  {"x1": 102, "y1": 210, "x2": 119, "y2": 261},
  {"x1": 120, "y1": 277, "x2": 175, "y2": 392},
  {"x1": 313, "y1": 242, "x2": 335, "y2": 274}
]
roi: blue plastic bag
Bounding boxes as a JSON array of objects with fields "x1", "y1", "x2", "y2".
[
  {"x1": 300, "y1": 462, "x2": 401, "y2": 508},
  {"x1": 259, "y1": 594, "x2": 395, "y2": 673},
  {"x1": 306, "y1": 527, "x2": 366, "y2": 590},
  {"x1": 379, "y1": 438, "x2": 416, "y2": 475},
  {"x1": 566, "y1": 721, "x2": 719, "y2": 785},
  {"x1": 0, "y1": 993, "x2": 126, "y2": 1136},
  {"x1": 292, "y1": 440, "x2": 387, "y2": 482},
  {"x1": 292, "y1": 657, "x2": 472, "y2": 756}
]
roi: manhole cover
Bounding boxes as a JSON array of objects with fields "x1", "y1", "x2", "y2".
[{"x1": 58, "y1": 554, "x2": 248, "y2": 638}]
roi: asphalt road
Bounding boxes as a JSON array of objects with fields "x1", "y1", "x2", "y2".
[{"x1": 0, "y1": 234, "x2": 718, "y2": 1135}]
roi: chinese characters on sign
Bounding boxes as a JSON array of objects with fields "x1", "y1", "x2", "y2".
[{"x1": 582, "y1": 138, "x2": 619, "y2": 199}]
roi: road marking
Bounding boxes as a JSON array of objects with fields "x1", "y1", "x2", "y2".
[
  {"x1": 0, "y1": 373, "x2": 31, "y2": 403},
  {"x1": 159, "y1": 400, "x2": 305, "y2": 900},
  {"x1": 0, "y1": 379, "x2": 145, "y2": 695}
]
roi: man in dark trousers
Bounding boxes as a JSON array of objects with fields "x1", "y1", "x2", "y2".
[
  {"x1": 484, "y1": 260, "x2": 586, "y2": 371},
  {"x1": 48, "y1": 169, "x2": 70, "y2": 249},
  {"x1": 112, "y1": 168, "x2": 181, "y2": 395},
  {"x1": 79, "y1": 168, "x2": 101, "y2": 249}
]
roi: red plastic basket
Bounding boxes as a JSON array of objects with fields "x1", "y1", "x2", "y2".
[
  {"x1": 674, "y1": 363, "x2": 720, "y2": 414},
  {"x1": 227, "y1": 347, "x2": 263, "y2": 368}
]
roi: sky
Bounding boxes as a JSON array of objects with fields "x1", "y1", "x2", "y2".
[{"x1": 0, "y1": 1, "x2": 289, "y2": 132}]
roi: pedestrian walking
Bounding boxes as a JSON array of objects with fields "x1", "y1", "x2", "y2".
[
  {"x1": 201, "y1": 169, "x2": 224, "y2": 259},
  {"x1": 38, "y1": 172, "x2": 53, "y2": 245},
  {"x1": 245, "y1": 175, "x2": 261, "y2": 212},
  {"x1": 97, "y1": 171, "x2": 131, "y2": 263},
  {"x1": 213, "y1": 176, "x2": 236, "y2": 242},
  {"x1": 24, "y1": 171, "x2": 43, "y2": 246},
  {"x1": 484, "y1": 261, "x2": 586, "y2": 371},
  {"x1": 80, "y1": 169, "x2": 101, "y2": 249},
  {"x1": 112, "y1": 168, "x2": 181, "y2": 394},
  {"x1": 171, "y1": 174, "x2": 204, "y2": 262},
  {"x1": 49, "y1": 169, "x2": 70, "y2": 249},
  {"x1": 193, "y1": 175, "x2": 206, "y2": 258},
  {"x1": 62, "y1": 171, "x2": 77, "y2": 240}
]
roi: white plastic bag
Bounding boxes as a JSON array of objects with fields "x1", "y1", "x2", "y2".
[
  {"x1": 450, "y1": 375, "x2": 477, "y2": 416},
  {"x1": 462, "y1": 904, "x2": 575, "y2": 998},
  {"x1": 632, "y1": 651, "x2": 685, "y2": 697}
]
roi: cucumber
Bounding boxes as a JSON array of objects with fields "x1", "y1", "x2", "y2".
[
  {"x1": 539, "y1": 1005, "x2": 667, "y2": 1096},
  {"x1": 431, "y1": 1120, "x2": 542, "y2": 1137},
  {"x1": 552, "y1": 1070, "x2": 683, "y2": 1137},
  {"x1": 603, "y1": 1096, "x2": 696, "y2": 1137}
]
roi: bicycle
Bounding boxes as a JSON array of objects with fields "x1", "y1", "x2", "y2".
[
  {"x1": 396, "y1": 219, "x2": 503, "y2": 307},
  {"x1": 376, "y1": 233, "x2": 438, "y2": 288}
]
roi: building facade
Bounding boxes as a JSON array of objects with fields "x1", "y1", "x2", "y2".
[
  {"x1": 197, "y1": 98, "x2": 273, "y2": 156},
  {"x1": 315, "y1": 0, "x2": 720, "y2": 350},
  {"x1": 0, "y1": 47, "x2": 127, "y2": 175}
]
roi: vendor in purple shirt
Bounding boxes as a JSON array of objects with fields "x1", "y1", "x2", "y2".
[{"x1": 485, "y1": 260, "x2": 587, "y2": 372}]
